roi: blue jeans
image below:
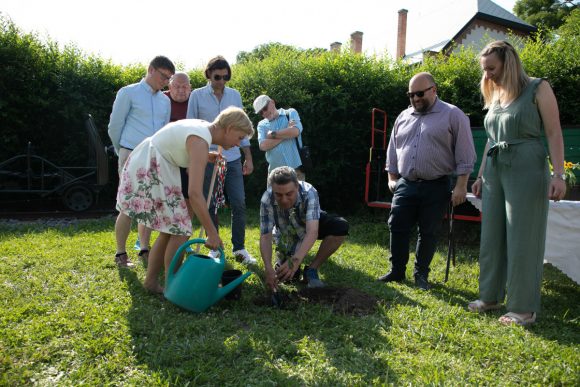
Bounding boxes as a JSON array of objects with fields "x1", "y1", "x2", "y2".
[
  {"x1": 204, "y1": 158, "x2": 246, "y2": 252},
  {"x1": 387, "y1": 176, "x2": 450, "y2": 277}
]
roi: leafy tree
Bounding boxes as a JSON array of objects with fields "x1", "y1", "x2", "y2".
[
  {"x1": 236, "y1": 42, "x2": 326, "y2": 64},
  {"x1": 520, "y1": 8, "x2": 580, "y2": 126},
  {"x1": 558, "y1": 6, "x2": 580, "y2": 36},
  {"x1": 514, "y1": 0, "x2": 579, "y2": 30}
]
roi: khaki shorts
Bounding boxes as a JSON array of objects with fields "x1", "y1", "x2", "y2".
[{"x1": 117, "y1": 147, "x2": 132, "y2": 176}]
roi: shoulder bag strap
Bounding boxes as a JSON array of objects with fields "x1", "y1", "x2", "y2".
[{"x1": 286, "y1": 111, "x2": 302, "y2": 151}]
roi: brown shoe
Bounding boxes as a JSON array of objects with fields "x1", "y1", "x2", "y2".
[{"x1": 115, "y1": 252, "x2": 135, "y2": 268}]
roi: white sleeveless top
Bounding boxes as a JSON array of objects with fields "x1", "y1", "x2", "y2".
[{"x1": 151, "y1": 119, "x2": 212, "y2": 167}]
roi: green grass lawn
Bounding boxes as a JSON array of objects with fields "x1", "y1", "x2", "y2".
[{"x1": 0, "y1": 211, "x2": 578, "y2": 386}]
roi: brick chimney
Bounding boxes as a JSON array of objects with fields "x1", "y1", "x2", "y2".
[
  {"x1": 396, "y1": 9, "x2": 408, "y2": 59},
  {"x1": 350, "y1": 31, "x2": 363, "y2": 54},
  {"x1": 330, "y1": 42, "x2": 342, "y2": 52}
]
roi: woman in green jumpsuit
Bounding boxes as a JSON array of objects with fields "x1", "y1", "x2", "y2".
[{"x1": 468, "y1": 41, "x2": 567, "y2": 326}]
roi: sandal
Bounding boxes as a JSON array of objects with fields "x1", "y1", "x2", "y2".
[
  {"x1": 499, "y1": 312, "x2": 536, "y2": 326},
  {"x1": 468, "y1": 299, "x2": 501, "y2": 313},
  {"x1": 115, "y1": 252, "x2": 135, "y2": 268},
  {"x1": 138, "y1": 249, "x2": 149, "y2": 268}
]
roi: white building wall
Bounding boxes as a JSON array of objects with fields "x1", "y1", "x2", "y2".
[{"x1": 451, "y1": 25, "x2": 508, "y2": 54}]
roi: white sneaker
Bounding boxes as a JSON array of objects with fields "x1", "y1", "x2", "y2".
[
  {"x1": 233, "y1": 249, "x2": 257, "y2": 265},
  {"x1": 208, "y1": 250, "x2": 221, "y2": 259}
]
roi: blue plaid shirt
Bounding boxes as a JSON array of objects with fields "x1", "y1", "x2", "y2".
[{"x1": 260, "y1": 181, "x2": 320, "y2": 256}]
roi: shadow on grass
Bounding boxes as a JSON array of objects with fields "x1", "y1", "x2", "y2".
[
  {"x1": 355, "y1": 215, "x2": 579, "y2": 346},
  {"x1": 245, "y1": 262, "x2": 402, "y2": 384},
  {"x1": 426, "y1": 254, "x2": 580, "y2": 346},
  {"x1": 0, "y1": 215, "x2": 117, "y2": 234},
  {"x1": 115, "y1": 254, "x2": 402, "y2": 384},
  {"x1": 533, "y1": 264, "x2": 580, "y2": 345}
]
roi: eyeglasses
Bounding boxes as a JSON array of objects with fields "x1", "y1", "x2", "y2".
[
  {"x1": 156, "y1": 68, "x2": 173, "y2": 81},
  {"x1": 406, "y1": 86, "x2": 434, "y2": 99},
  {"x1": 212, "y1": 74, "x2": 231, "y2": 81}
]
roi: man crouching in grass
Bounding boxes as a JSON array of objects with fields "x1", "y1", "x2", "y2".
[{"x1": 259, "y1": 166, "x2": 349, "y2": 290}]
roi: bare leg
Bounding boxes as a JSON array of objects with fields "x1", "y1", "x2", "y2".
[
  {"x1": 185, "y1": 200, "x2": 195, "y2": 221},
  {"x1": 144, "y1": 232, "x2": 169, "y2": 292},
  {"x1": 138, "y1": 223, "x2": 152, "y2": 251},
  {"x1": 309, "y1": 235, "x2": 346, "y2": 270},
  {"x1": 115, "y1": 213, "x2": 132, "y2": 253},
  {"x1": 164, "y1": 235, "x2": 189, "y2": 281}
]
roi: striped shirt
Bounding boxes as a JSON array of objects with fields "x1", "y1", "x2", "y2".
[{"x1": 386, "y1": 98, "x2": 476, "y2": 180}]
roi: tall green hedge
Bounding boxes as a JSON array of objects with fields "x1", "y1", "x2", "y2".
[
  {"x1": 1, "y1": 13, "x2": 578, "y2": 211},
  {"x1": 232, "y1": 50, "x2": 412, "y2": 209}
]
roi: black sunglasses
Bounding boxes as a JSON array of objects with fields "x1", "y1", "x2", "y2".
[
  {"x1": 213, "y1": 74, "x2": 231, "y2": 81},
  {"x1": 407, "y1": 85, "x2": 434, "y2": 98}
]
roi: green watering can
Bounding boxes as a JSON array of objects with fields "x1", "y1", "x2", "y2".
[{"x1": 164, "y1": 238, "x2": 252, "y2": 313}]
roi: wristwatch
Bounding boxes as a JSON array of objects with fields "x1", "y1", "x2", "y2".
[
  {"x1": 271, "y1": 131, "x2": 277, "y2": 139},
  {"x1": 552, "y1": 172, "x2": 566, "y2": 180}
]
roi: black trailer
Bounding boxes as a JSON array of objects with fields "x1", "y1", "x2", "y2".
[{"x1": 0, "y1": 114, "x2": 109, "y2": 211}]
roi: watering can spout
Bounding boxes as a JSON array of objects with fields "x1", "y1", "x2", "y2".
[{"x1": 216, "y1": 271, "x2": 252, "y2": 302}]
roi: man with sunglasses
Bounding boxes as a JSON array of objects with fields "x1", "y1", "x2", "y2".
[
  {"x1": 378, "y1": 72, "x2": 476, "y2": 290},
  {"x1": 253, "y1": 95, "x2": 306, "y2": 182},
  {"x1": 108, "y1": 55, "x2": 176, "y2": 268},
  {"x1": 187, "y1": 56, "x2": 256, "y2": 265}
]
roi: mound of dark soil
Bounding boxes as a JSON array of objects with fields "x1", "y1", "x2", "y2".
[{"x1": 253, "y1": 286, "x2": 379, "y2": 316}]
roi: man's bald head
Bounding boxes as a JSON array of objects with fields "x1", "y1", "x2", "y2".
[
  {"x1": 169, "y1": 72, "x2": 191, "y2": 103},
  {"x1": 408, "y1": 72, "x2": 437, "y2": 113}
]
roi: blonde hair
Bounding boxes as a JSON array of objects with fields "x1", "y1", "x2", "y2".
[
  {"x1": 479, "y1": 40, "x2": 530, "y2": 109},
  {"x1": 214, "y1": 106, "x2": 254, "y2": 138}
]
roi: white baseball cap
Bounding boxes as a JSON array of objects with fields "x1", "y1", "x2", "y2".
[{"x1": 253, "y1": 94, "x2": 271, "y2": 114}]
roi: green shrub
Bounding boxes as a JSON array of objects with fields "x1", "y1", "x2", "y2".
[
  {"x1": 0, "y1": 16, "x2": 126, "y2": 166},
  {"x1": 1, "y1": 14, "x2": 578, "y2": 211}
]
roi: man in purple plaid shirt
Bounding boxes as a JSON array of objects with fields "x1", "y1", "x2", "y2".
[{"x1": 259, "y1": 167, "x2": 349, "y2": 290}]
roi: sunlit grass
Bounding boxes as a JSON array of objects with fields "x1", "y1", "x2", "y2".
[{"x1": 0, "y1": 211, "x2": 578, "y2": 385}]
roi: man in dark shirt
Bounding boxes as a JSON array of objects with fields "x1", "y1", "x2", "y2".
[
  {"x1": 164, "y1": 71, "x2": 194, "y2": 218},
  {"x1": 164, "y1": 72, "x2": 191, "y2": 122}
]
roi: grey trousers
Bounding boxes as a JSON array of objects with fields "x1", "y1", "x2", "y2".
[{"x1": 479, "y1": 142, "x2": 549, "y2": 314}]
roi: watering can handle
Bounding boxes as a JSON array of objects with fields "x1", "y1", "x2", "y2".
[{"x1": 167, "y1": 239, "x2": 225, "y2": 285}]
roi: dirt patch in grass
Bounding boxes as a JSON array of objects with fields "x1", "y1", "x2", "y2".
[{"x1": 253, "y1": 286, "x2": 379, "y2": 316}]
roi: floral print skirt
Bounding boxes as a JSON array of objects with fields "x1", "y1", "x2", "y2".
[{"x1": 116, "y1": 140, "x2": 191, "y2": 236}]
